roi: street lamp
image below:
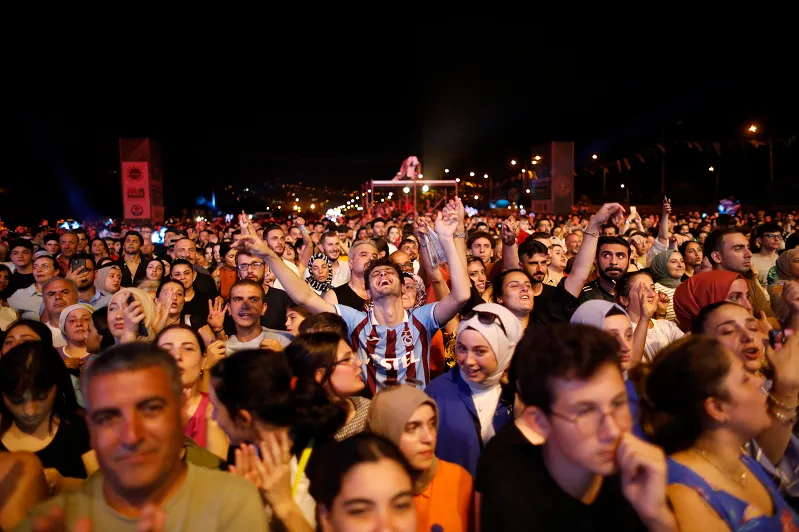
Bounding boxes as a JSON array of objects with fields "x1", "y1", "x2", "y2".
[
  {"x1": 469, "y1": 172, "x2": 475, "y2": 177},
  {"x1": 746, "y1": 123, "x2": 773, "y2": 185},
  {"x1": 535, "y1": 155, "x2": 541, "y2": 161},
  {"x1": 473, "y1": 195, "x2": 479, "y2": 200},
  {"x1": 455, "y1": 178, "x2": 460, "y2": 183},
  {"x1": 444, "y1": 169, "x2": 449, "y2": 173},
  {"x1": 532, "y1": 160, "x2": 538, "y2": 165},
  {"x1": 422, "y1": 185, "x2": 429, "y2": 192},
  {"x1": 511, "y1": 160, "x2": 517, "y2": 165},
  {"x1": 403, "y1": 187, "x2": 410, "y2": 193},
  {"x1": 748, "y1": 124, "x2": 758, "y2": 133},
  {"x1": 592, "y1": 154, "x2": 598, "y2": 160}
]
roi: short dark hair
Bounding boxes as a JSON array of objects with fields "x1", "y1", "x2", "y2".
[
  {"x1": 372, "y1": 239, "x2": 389, "y2": 257},
  {"x1": 320, "y1": 231, "x2": 339, "y2": 245},
  {"x1": 170, "y1": 258, "x2": 194, "y2": 272},
  {"x1": 518, "y1": 239, "x2": 549, "y2": 260},
  {"x1": 678, "y1": 239, "x2": 701, "y2": 257},
  {"x1": 43, "y1": 232, "x2": 60, "y2": 244},
  {"x1": 492, "y1": 268, "x2": 535, "y2": 301},
  {"x1": 596, "y1": 236, "x2": 631, "y2": 259},
  {"x1": 124, "y1": 231, "x2": 144, "y2": 247},
  {"x1": 703, "y1": 228, "x2": 741, "y2": 266},
  {"x1": 512, "y1": 323, "x2": 621, "y2": 414},
  {"x1": 363, "y1": 256, "x2": 403, "y2": 290},
  {"x1": 234, "y1": 250, "x2": 264, "y2": 266},
  {"x1": 399, "y1": 238, "x2": 417, "y2": 249},
  {"x1": 265, "y1": 224, "x2": 284, "y2": 237},
  {"x1": 467, "y1": 231, "x2": 493, "y2": 249},
  {"x1": 156, "y1": 278, "x2": 184, "y2": 298},
  {"x1": 372, "y1": 217, "x2": 386, "y2": 226},
  {"x1": 640, "y1": 335, "x2": 731, "y2": 454},
  {"x1": 614, "y1": 271, "x2": 653, "y2": 304},
  {"x1": 298, "y1": 312, "x2": 349, "y2": 338},
  {"x1": 530, "y1": 232, "x2": 551, "y2": 241},
  {"x1": 600, "y1": 223, "x2": 619, "y2": 235},
  {"x1": 690, "y1": 301, "x2": 740, "y2": 335},
  {"x1": 9, "y1": 239, "x2": 34, "y2": 253},
  {"x1": 230, "y1": 279, "x2": 265, "y2": 298}
]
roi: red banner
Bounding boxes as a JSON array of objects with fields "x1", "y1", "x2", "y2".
[{"x1": 121, "y1": 162, "x2": 151, "y2": 219}]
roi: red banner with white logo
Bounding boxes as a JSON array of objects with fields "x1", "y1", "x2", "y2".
[{"x1": 121, "y1": 162, "x2": 151, "y2": 219}]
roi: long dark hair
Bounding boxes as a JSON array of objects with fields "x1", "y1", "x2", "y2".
[
  {"x1": 309, "y1": 433, "x2": 415, "y2": 510},
  {"x1": 0, "y1": 342, "x2": 82, "y2": 436},
  {"x1": 614, "y1": 271, "x2": 654, "y2": 307},
  {"x1": 640, "y1": 335, "x2": 732, "y2": 454},
  {"x1": 210, "y1": 349, "x2": 346, "y2": 452},
  {"x1": 285, "y1": 332, "x2": 346, "y2": 400}
]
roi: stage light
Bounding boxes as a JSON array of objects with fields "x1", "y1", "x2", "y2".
[
  {"x1": 592, "y1": 154, "x2": 598, "y2": 160},
  {"x1": 403, "y1": 187, "x2": 410, "y2": 193}
]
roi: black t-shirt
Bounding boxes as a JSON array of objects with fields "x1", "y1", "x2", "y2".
[
  {"x1": 0, "y1": 414, "x2": 92, "y2": 479},
  {"x1": 8, "y1": 271, "x2": 34, "y2": 293},
  {"x1": 535, "y1": 282, "x2": 557, "y2": 311},
  {"x1": 333, "y1": 283, "x2": 366, "y2": 311},
  {"x1": 530, "y1": 283, "x2": 580, "y2": 330},
  {"x1": 476, "y1": 422, "x2": 646, "y2": 531}
]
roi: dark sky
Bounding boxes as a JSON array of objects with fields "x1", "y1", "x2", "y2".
[{"x1": 4, "y1": 35, "x2": 797, "y2": 225}]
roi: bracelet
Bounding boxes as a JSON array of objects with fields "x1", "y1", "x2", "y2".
[
  {"x1": 766, "y1": 391, "x2": 799, "y2": 410},
  {"x1": 583, "y1": 229, "x2": 599, "y2": 239},
  {"x1": 502, "y1": 237, "x2": 516, "y2": 247},
  {"x1": 771, "y1": 407, "x2": 798, "y2": 424},
  {"x1": 453, "y1": 232, "x2": 466, "y2": 239}
]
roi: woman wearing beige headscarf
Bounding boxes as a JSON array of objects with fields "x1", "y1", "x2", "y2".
[
  {"x1": 368, "y1": 385, "x2": 473, "y2": 532},
  {"x1": 768, "y1": 249, "x2": 799, "y2": 320}
]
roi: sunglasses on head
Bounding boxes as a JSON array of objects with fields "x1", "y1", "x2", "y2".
[{"x1": 462, "y1": 310, "x2": 507, "y2": 336}]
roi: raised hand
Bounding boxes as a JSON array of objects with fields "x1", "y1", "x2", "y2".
[
  {"x1": 295, "y1": 217, "x2": 306, "y2": 228},
  {"x1": 662, "y1": 197, "x2": 672, "y2": 216},
  {"x1": 260, "y1": 338, "x2": 284, "y2": 352},
  {"x1": 413, "y1": 216, "x2": 432, "y2": 237},
  {"x1": 617, "y1": 433, "x2": 671, "y2": 526},
  {"x1": 783, "y1": 281, "x2": 799, "y2": 315},
  {"x1": 204, "y1": 340, "x2": 227, "y2": 369},
  {"x1": 434, "y1": 198, "x2": 460, "y2": 238},
  {"x1": 207, "y1": 298, "x2": 229, "y2": 332},
  {"x1": 765, "y1": 327, "x2": 799, "y2": 392},
  {"x1": 122, "y1": 295, "x2": 145, "y2": 341},
  {"x1": 229, "y1": 432, "x2": 294, "y2": 508},
  {"x1": 239, "y1": 211, "x2": 251, "y2": 236},
  {"x1": 637, "y1": 282, "x2": 656, "y2": 320},
  {"x1": 152, "y1": 300, "x2": 170, "y2": 334},
  {"x1": 589, "y1": 203, "x2": 626, "y2": 229},
  {"x1": 501, "y1": 216, "x2": 520, "y2": 244},
  {"x1": 66, "y1": 266, "x2": 90, "y2": 287},
  {"x1": 232, "y1": 234, "x2": 274, "y2": 260},
  {"x1": 656, "y1": 291, "x2": 669, "y2": 318}
]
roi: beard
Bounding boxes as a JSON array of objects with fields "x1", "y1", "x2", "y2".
[{"x1": 598, "y1": 267, "x2": 624, "y2": 282}]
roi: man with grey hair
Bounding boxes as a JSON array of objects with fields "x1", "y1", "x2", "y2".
[
  {"x1": 323, "y1": 239, "x2": 379, "y2": 310},
  {"x1": 14, "y1": 342, "x2": 267, "y2": 531}
]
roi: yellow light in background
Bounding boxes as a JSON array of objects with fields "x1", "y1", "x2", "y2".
[
  {"x1": 535, "y1": 155, "x2": 541, "y2": 161},
  {"x1": 403, "y1": 187, "x2": 410, "y2": 193},
  {"x1": 532, "y1": 160, "x2": 538, "y2": 165},
  {"x1": 444, "y1": 169, "x2": 450, "y2": 173},
  {"x1": 592, "y1": 154, "x2": 598, "y2": 160},
  {"x1": 418, "y1": 174, "x2": 423, "y2": 178},
  {"x1": 470, "y1": 172, "x2": 475, "y2": 177},
  {"x1": 455, "y1": 178, "x2": 460, "y2": 183},
  {"x1": 473, "y1": 194, "x2": 479, "y2": 200},
  {"x1": 511, "y1": 160, "x2": 517, "y2": 165},
  {"x1": 422, "y1": 185, "x2": 429, "y2": 192},
  {"x1": 748, "y1": 124, "x2": 758, "y2": 133},
  {"x1": 526, "y1": 188, "x2": 531, "y2": 193},
  {"x1": 708, "y1": 166, "x2": 715, "y2": 172},
  {"x1": 310, "y1": 204, "x2": 315, "y2": 209}
]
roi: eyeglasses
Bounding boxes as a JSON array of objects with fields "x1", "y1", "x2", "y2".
[
  {"x1": 462, "y1": 310, "x2": 508, "y2": 336},
  {"x1": 237, "y1": 263, "x2": 265, "y2": 272},
  {"x1": 334, "y1": 356, "x2": 360, "y2": 369},
  {"x1": 763, "y1": 233, "x2": 783, "y2": 240},
  {"x1": 549, "y1": 400, "x2": 632, "y2": 436}
]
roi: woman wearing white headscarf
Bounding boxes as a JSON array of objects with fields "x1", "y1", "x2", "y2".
[
  {"x1": 425, "y1": 303, "x2": 523, "y2": 477},
  {"x1": 570, "y1": 299, "x2": 651, "y2": 437}
]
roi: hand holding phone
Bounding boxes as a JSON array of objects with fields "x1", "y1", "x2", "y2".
[{"x1": 126, "y1": 293, "x2": 149, "y2": 338}]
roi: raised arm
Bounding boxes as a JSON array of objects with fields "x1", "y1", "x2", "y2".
[
  {"x1": 433, "y1": 198, "x2": 471, "y2": 326},
  {"x1": 235, "y1": 233, "x2": 335, "y2": 315},
  {"x1": 657, "y1": 198, "x2": 671, "y2": 246},
  {"x1": 295, "y1": 217, "x2": 314, "y2": 276},
  {"x1": 564, "y1": 203, "x2": 626, "y2": 298},
  {"x1": 501, "y1": 216, "x2": 521, "y2": 272}
]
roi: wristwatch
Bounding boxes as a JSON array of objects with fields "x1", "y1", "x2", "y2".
[{"x1": 453, "y1": 232, "x2": 466, "y2": 239}]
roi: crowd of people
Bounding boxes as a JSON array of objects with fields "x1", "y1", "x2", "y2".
[{"x1": 0, "y1": 197, "x2": 797, "y2": 531}]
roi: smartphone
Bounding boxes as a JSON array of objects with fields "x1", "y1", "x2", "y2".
[
  {"x1": 127, "y1": 293, "x2": 149, "y2": 338},
  {"x1": 69, "y1": 258, "x2": 87, "y2": 272},
  {"x1": 630, "y1": 206, "x2": 637, "y2": 215}
]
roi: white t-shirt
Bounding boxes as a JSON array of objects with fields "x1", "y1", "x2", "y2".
[
  {"x1": 752, "y1": 254, "x2": 777, "y2": 287},
  {"x1": 273, "y1": 260, "x2": 300, "y2": 291},
  {"x1": 331, "y1": 260, "x2": 351, "y2": 288},
  {"x1": 225, "y1": 327, "x2": 292, "y2": 355},
  {"x1": 632, "y1": 319, "x2": 684, "y2": 362},
  {"x1": 46, "y1": 322, "x2": 67, "y2": 348}
]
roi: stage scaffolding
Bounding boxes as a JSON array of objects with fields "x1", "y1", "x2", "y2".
[{"x1": 363, "y1": 180, "x2": 459, "y2": 214}]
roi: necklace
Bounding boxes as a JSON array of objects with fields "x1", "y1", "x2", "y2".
[{"x1": 692, "y1": 448, "x2": 748, "y2": 486}]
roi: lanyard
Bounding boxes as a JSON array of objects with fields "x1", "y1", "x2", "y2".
[{"x1": 291, "y1": 439, "x2": 315, "y2": 498}]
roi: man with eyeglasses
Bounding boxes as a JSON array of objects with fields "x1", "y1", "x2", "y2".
[
  {"x1": 752, "y1": 223, "x2": 783, "y2": 288},
  {"x1": 231, "y1": 251, "x2": 291, "y2": 331},
  {"x1": 8, "y1": 255, "x2": 60, "y2": 320},
  {"x1": 477, "y1": 323, "x2": 676, "y2": 531}
]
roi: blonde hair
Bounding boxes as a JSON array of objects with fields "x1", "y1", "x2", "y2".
[{"x1": 109, "y1": 287, "x2": 158, "y2": 341}]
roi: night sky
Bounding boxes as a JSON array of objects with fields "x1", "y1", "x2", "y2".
[{"x1": 4, "y1": 36, "x2": 797, "y2": 225}]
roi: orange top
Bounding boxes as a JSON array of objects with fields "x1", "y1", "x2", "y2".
[{"x1": 414, "y1": 459, "x2": 473, "y2": 532}]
